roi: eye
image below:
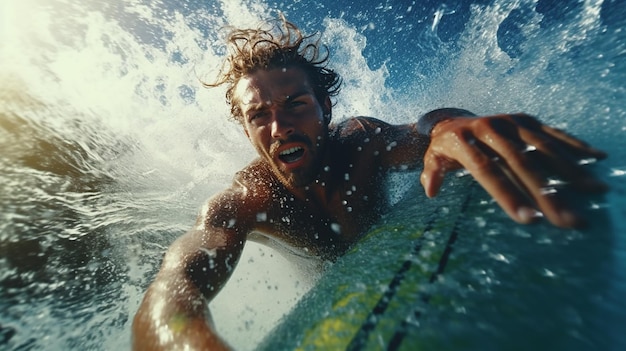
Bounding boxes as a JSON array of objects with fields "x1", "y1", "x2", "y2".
[
  {"x1": 248, "y1": 110, "x2": 268, "y2": 123},
  {"x1": 288, "y1": 99, "x2": 307, "y2": 109}
]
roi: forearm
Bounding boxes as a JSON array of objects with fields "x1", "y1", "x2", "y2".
[
  {"x1": 132, "y1": 270, "x2": 229, "y2": 351},
  {"x1": 132, "y1": 191, "x2": 248, "y2": 350},
  {"x1": 132, "y1": 226, "x2": 243, "y2": 351}
]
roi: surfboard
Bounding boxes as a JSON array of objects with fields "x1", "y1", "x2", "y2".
[{"x1": 257, "y1": 175, "x2": 618, "y2": 350}]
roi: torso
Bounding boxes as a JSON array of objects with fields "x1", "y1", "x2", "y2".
[{"x1": 234, "y1": 117, "x2": 393, "y2": 261}]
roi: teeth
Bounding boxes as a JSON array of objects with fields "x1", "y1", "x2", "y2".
[{"x1": 280, "y1": 147, "x2": 302, "y2": 156}]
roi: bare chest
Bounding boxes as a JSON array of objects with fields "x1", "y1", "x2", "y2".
[{"x1": 255, "y1": 166, "x2": 387, "y2": 260}]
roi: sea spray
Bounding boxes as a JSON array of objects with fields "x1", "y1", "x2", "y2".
[{"x1": 1, "y1": 0, "x2": 624, "y2": 350}]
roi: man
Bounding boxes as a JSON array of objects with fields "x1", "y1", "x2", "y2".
[{"x1": 132, "y1": 19, "x2": 606, "y2": 350}]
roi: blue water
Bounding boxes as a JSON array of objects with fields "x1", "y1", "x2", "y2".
[{"x1": 1, "y1": 0, "x2": 625, "y2": 350}]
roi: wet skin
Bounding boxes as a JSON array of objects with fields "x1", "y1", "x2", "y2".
[{"x1": 132, "y1": 67, "x2": 607, "y2": 350}]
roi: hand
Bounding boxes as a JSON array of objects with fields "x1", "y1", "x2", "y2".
[{"x1": 420, "y1": 113, "x2": 607, "y2": 228}]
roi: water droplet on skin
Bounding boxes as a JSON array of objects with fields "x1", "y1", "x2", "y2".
[
  {"x1": 344, "y1": 173, "x2": 350, "y2": 181},
  {"x1": 546, "y1": 178, "x2": 567, "y2": 186},
  {"x1": 256, "y1": 212, "x2": 267, "y2": 222},
  {"x1": 540, "y1": 187, "x2": 558, "y2": 195},
  {"x1": 331, "y1": 223, "x2": 341, "y2": 234},
  {"x1": 324, "y1": 166, "x2": 330, "y2": 172},
  {"x1": 363, "y1": 138, "x2": 370, "y2": 143},
  {"x1": 200, "y1": 247, "x2": 218, "y2": 258},
  {"x1": 347, "y1": 207, "x2": 352, "y2": 212},
  {"x1": 386, "y1": 141, "x2": 397, "y2": 151},
  {"x1": 577, "y1": 158, "x2": 597, "y2": 165},
  {"x1": 281, "y1": 67, "x2": 287, "y2": 72},
  {"x1": 374, "y1": 151, "x2": 379, "y2": 156},
  {"x1": 455, "y1": 169, "x2": 470, "y2": 177},
  {"x1": 522, "y1": 144, "x2": 537, "y2": 153},
  {"x1": 357, "y1": 146, "x2": 362, "y2": 151},
  {"x1": 374, "y1": 127, "x2": 381, "y2": 134}
]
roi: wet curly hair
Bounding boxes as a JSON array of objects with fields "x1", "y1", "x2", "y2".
[{"x1": 204, "y1": 17, "x2": 342, "y2": 124}]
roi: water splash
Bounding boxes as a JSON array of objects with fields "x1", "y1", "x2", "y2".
[{"x1": 1, "y1": 0, "x2": 625, "y2": 350}]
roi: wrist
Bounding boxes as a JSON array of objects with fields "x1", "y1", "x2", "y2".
[{"x1": 417, "y1": 108, "x2": 476, "y2": 136}]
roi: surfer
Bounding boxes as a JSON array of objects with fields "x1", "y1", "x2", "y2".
[{"x1": 132, "y1": 18, "x2": 607, "y2": 350}]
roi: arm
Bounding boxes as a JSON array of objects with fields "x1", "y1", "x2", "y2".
[
  {"x1": 132, "y1": 191, "x2": 248, "y2": 351},
  {"x1": 418, "y1": 109, "x2": 607, "y2": 228}
]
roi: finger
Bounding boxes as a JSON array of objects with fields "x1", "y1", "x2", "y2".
[
  {"x1": 518, "y1": 129, "x2": 608, "y2": 192},
  {"x1": 454, "y1": 137, "x2": 546, "y2": 225},
  {"x1": 504, "y1": 113, "x2": 607, "y2": 191},
  {"x1": 539, "y1": 124, "x2": 608, "y2": 159},
  {"x1": 474, "y1": 130, "x2": 584, "y2": 228},
  {"x1": 420, "y1": 151, "x2": 448, "y2": 198},
  {"x1": 510, "y1": 113, "x2": 607, "y2": 159},
  {"x1": 428, "y1": 120, "x2": 540, "y2": 223}
]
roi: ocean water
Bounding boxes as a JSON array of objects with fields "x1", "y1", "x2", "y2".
[{"x1": 1, "y1": 0, "x2": 624, "y2": 350}]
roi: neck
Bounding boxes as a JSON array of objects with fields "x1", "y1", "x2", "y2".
[
  {"x1": 281, "y1": 125, "x2": 335, "y2": 203},
  {"x1": 291, "y1": 147, "x2": 333, "y2": 205}
]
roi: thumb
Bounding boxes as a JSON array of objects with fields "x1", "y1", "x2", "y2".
[{"x1": 420, "y1": 155, "x2": 446, "y2": 198}]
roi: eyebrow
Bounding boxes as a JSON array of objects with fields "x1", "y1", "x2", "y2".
[
  {"x1": 242, "y1": 90, "x2": 314, "y2": 115},
  {"x1": 284, "y1": 90, "x2": 313, "y2": 102}
]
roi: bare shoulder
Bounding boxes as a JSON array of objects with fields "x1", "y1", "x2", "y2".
[
  {"x1": 196, "y1": 160, "x2": 275, "y2": 231},
  {"x1": 331, "y1": 117, "x2": 419, "y2": 145},
  {"x1": 232, "y1": 158, "x2": 274, "y2": 192},
  {"x1": 330, "y1": 117, "x2": 423, "y2": 170},
  {"x1": 330, "y1": 116, "x2": 391, "y2": 139}
]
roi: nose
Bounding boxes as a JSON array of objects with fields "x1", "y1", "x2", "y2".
[{"x1": 270, "y1": 112, "x2": 294, "y2": 139}]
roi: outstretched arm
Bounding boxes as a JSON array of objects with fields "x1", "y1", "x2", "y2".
[
  {"x1": 132, "y1": 192, "x2": 248, "y2": 351},
  {"x1": 419, "y1": 109, "x2": 607, "y2": 228}
]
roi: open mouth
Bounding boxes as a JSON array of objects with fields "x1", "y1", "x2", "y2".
[{"x1": 278, "y1": 146, "x2": 305, "y2": 163}]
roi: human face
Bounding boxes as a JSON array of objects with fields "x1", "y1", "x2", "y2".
[{"x1": 234, "y1": 68, "x2": 330, "y2": 190}]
